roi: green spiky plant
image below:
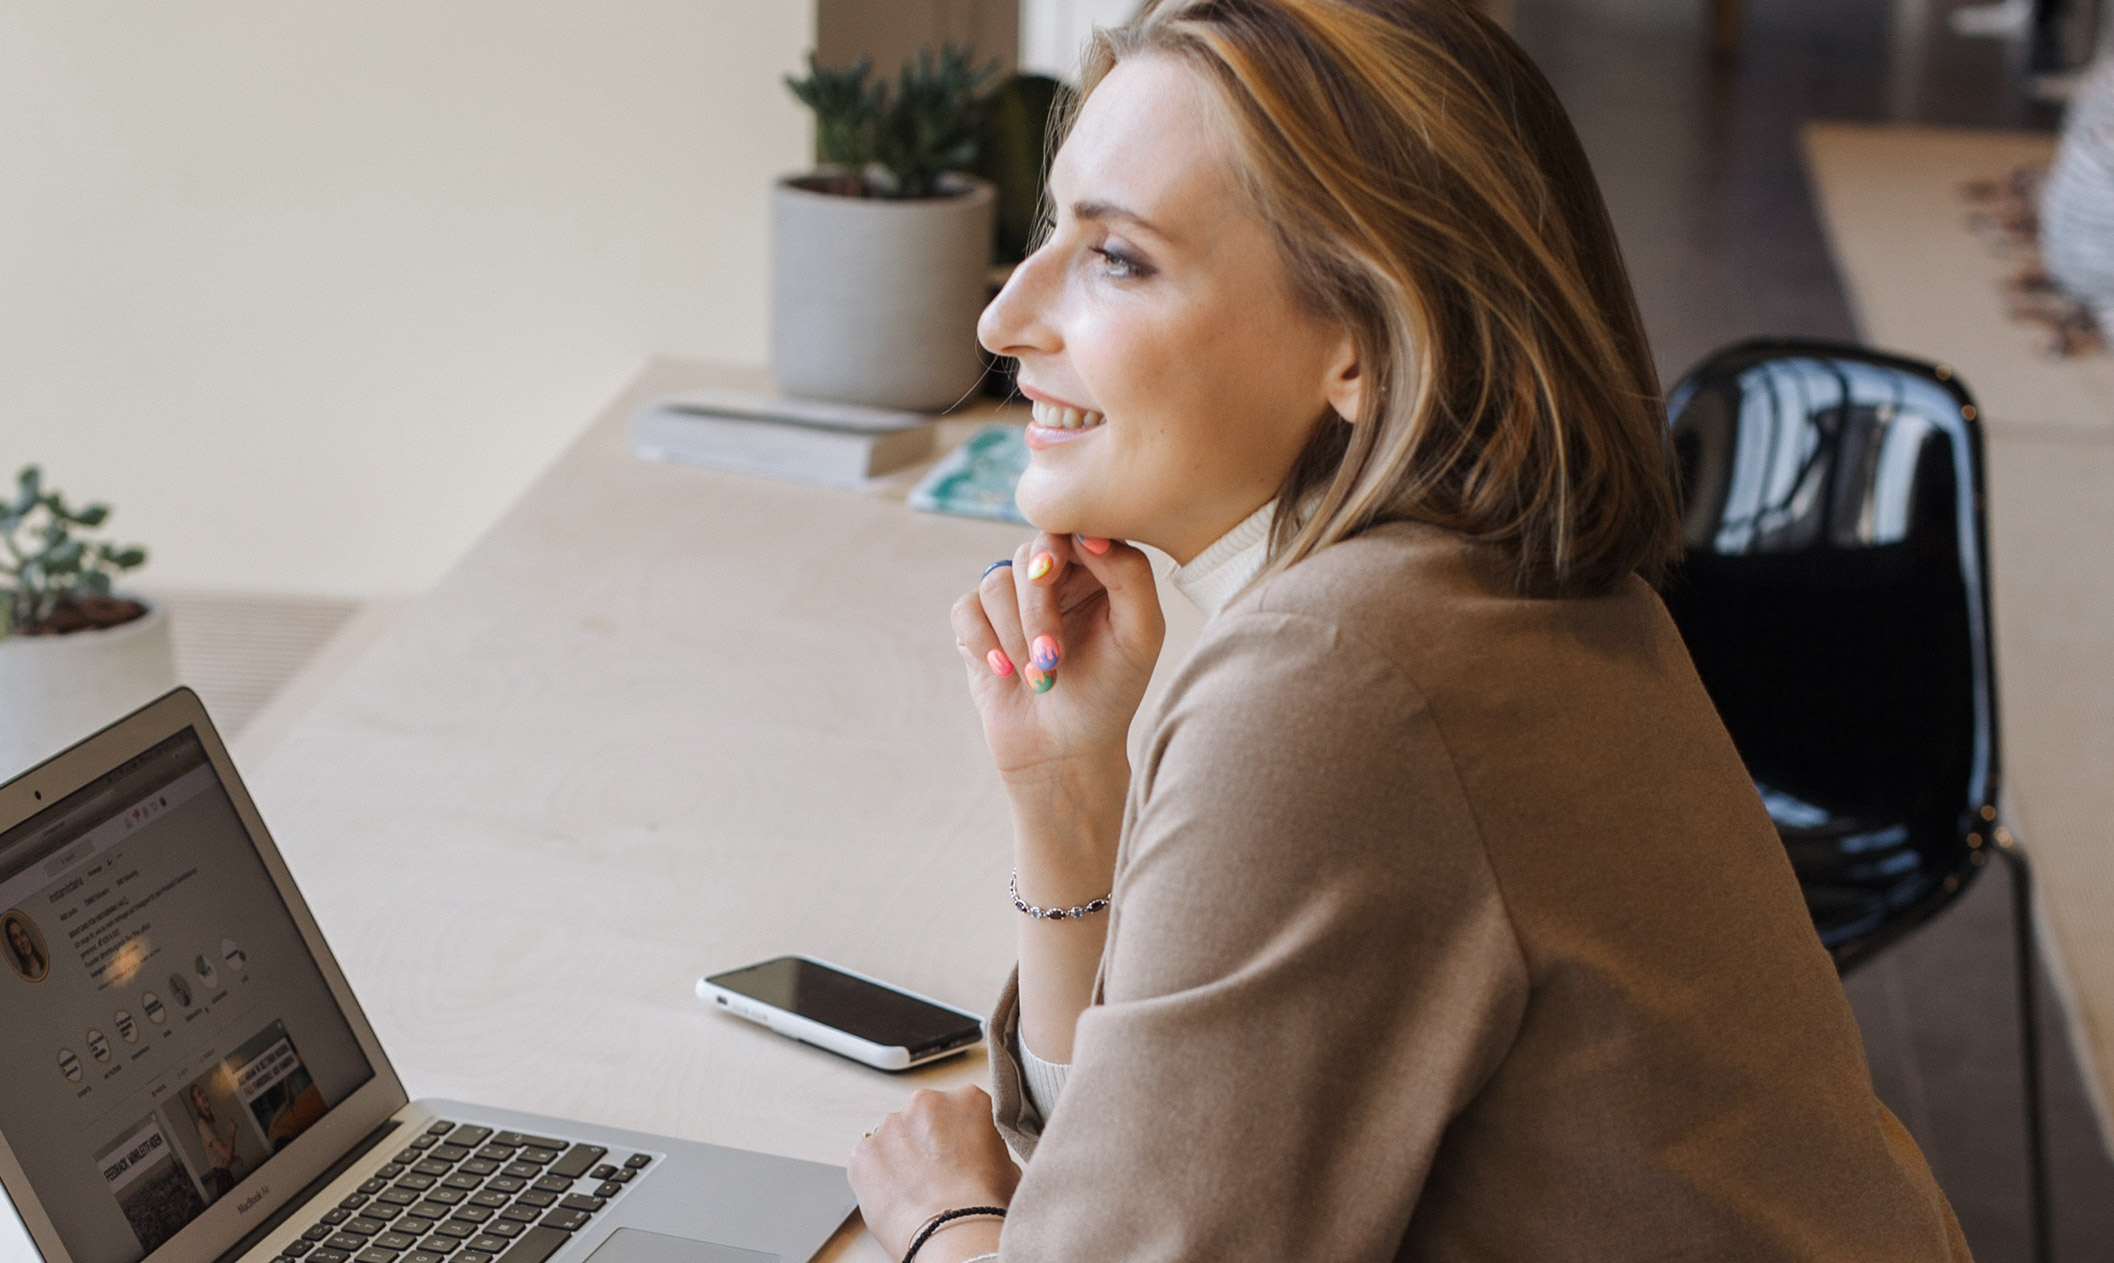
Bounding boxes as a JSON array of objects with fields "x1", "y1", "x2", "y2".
[
  {"x1": 1, "y1": 466, "x2": 149, "y2": 639},
  {"x1": 785, "y1": 44, "x2": 999, "y2": 199}
]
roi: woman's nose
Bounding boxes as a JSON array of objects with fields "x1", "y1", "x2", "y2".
[{"x1": 978, "y1": 246, "x2": 1061, "y2": 359}]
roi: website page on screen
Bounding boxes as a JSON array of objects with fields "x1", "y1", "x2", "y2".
[{"x1": 0, "y1": 731, "x2": 373, "y2": 1263}]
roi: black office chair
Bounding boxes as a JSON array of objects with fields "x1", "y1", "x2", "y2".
[{"x1": 1662, "y1": 340, "x2": 2049, "y2": 1262}]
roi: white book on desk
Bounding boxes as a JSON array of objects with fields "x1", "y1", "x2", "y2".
[{"x1": 631, "y1": 388, "x2": 937, "y2": 488}]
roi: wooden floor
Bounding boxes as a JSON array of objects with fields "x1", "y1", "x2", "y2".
[{"x1": 1512, "y1": 0, "x2": 2114, "y2": 1258}]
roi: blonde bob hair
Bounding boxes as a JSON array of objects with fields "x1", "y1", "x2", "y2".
[{"x1": 1075, "y1": 0, "x2": 1680, "y2": 597}]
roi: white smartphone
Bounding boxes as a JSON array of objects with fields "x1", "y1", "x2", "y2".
[{"x1": 697, "y1": 955, "x2": 986, "y2": 1072}]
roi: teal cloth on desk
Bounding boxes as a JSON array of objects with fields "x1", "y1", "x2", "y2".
[{"x1": 909, "y1": 425, "x2": 1030, "y2": 524}]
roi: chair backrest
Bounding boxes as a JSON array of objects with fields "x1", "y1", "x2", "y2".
[{"x1": 1663, "y1": 340, "x2": 2000, "y2": 969}]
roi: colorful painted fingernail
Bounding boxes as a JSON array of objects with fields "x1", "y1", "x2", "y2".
[
  {"x1": 1076, "y1": 535, "x2": 1112, "y2": 556},
  {"x1": 1030, "y1": 635, "x2": 1062, "y2": 671},
  {"x1": 1025, "y1": 665, "x2": 1055, "y2": 693},
  {"x1": 986, "y1": 648, "x2": 1015, "y2": 677},
  {"x1": 1027, "y1": 552, "x2": 1054, "y2": 581}
]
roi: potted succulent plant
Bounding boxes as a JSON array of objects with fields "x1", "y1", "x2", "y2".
[
  {"x1": 774, "y1": 46, "x2": 999, "y2": 412},
  {"x1": 0, "y1": 466, "x2": 174, "y2": 779}
]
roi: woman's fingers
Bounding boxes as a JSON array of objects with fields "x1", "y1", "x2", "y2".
[
  {"x1": 978, "y1": 560, "x2": 1032, "y2": 675},
  {"x1": 1014, "y1": 535, "x2": 1076, "y2": 693},
  {"x1": 950, "y1": 590, "x2": 1012, "y2": 680},
  {"x1": 1063, "y1": 534, "x2": 1165, "y2": 658}
]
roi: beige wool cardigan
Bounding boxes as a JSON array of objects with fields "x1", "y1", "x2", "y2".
[{"x1": 981, "y1": 521, "x2": 1969, "y2": 1261}]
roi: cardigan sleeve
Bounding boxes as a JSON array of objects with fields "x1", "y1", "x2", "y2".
[{"x1": 989, "y1": 610, "x2": 1531, "y2": 1261}]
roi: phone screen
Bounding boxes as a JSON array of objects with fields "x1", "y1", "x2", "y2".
[{"x1": 708, "y1": 957, "x2": 982, "y2": 1053}]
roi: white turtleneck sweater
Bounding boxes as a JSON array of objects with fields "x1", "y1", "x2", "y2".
[{"x1": 1013, "y1": 501, "x2": 1277, "y2": 1121}]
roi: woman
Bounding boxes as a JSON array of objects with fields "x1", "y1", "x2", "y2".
[
  {"x1": 850, "y1": 1, "x2": 1969, "y2": 1259},
  {"x1": 4, "y1": 913, "x2": 47, "y2": 981},
  {"x1": 188, "y1": 1084, "x2": 243, "y2": 1199}
]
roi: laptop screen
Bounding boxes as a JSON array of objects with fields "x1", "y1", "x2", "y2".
[{"x1": 0, "y1": 729, "x2": 374, "y2": 1263}]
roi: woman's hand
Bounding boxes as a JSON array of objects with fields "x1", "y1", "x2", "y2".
[
  {"x1": 849, "y1": 1086, "x2": 1019, "y2": 1261},
  {"x1": 950, "y1": 533, "x2": 1165, "y2": 791}
]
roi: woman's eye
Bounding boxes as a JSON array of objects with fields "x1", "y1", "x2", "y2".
[{"x1": 1090, "y1": 245, "x2": 1153, "y2": 280}]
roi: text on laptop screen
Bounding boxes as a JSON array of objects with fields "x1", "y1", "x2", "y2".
[{"x1": 0, "y1": 730, "x2": 373, "y2": 1263}]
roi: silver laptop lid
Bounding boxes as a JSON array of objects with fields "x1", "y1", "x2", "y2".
[{"x1": 0, "y1": 689, "x2": 409, "y2": 1263}]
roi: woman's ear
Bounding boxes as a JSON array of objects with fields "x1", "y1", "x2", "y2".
[{"x1": 1322, "y1": 329, "x2": 1364, "y2": 424}]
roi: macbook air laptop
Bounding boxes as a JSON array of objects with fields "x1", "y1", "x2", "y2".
[{"x1": 0, "y1": 688, "x2": 855, "y2": 1263}]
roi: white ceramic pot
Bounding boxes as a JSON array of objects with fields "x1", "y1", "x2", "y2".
[
  {"x1": 770, "y1": 174, "x2": 996, "y2": 412},
  {"x1": 0, "y1": 598, "x2": 178, "y2": 781},
  {"x1": 2043, "y1": 54, "x2": 2114, "y2": 327}
]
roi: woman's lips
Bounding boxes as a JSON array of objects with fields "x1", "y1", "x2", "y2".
[{"x1": 1024, "y1": 397, "x2": 1107, "y2": 450}]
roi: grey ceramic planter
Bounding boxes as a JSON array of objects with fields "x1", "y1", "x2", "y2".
[{"x1": 770, "y1": 174, "x2": 995, "y2": 412}]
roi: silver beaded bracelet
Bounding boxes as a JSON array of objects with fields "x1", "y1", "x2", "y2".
[{"x1": 1009, "y1": 870, "x2": 1112, "y2": 922}]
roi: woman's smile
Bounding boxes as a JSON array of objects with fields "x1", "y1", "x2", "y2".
[{"x1": 1024, "y1": 398, "x2": 1108, "y2": 449}]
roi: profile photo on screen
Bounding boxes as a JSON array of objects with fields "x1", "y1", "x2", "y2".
[{"x1": 3, "y1": 911, "x2": 49, "y2": 983}]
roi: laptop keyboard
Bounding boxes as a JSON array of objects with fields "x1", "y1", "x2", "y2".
[{"x1": 274, "y1": 1120, "x2": 655, "y2": 1263}]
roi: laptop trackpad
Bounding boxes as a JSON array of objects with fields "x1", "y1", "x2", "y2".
[{"x1": 584, "y1": 1228, "x2": 778, "y2": 1263}]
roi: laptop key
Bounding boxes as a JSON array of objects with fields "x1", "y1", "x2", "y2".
[
  {"x1": 513, "y1": 1192, "x2": 557, "y2": 1209},
  {"x1": 395, "y1": 1148, "x2": 425, "y2": 1164},
  {"x1": 327, "y1": 1236, "x2": 366, "y2": 1253},
  {"x1": 501, "y1": 1163, "x2": 541, "y2": 1180},
  {"x1": 491, "y1": 1133, "x2": 565, "y2": 1151},
  {"x1": 360, "y1": 1179, "x2": 389, "y2": 1195},
  {"x1": 377, "y1": 1164, "x2": 405, "y2": 1179},
  {"x1": 340, "y1": 1195, "x2": 370, "y2": 1211},
  {"x1": 556, "y1": 1196, "x2": 603, "y2": 1215},
  {"x1": 588, "y1": 1165, "x2": 615, "y2": 1181},
  {"x1": 593, "y1": 1183, "x2": 621, "y2": 1200},
  {"x1": 446, "y1": 1126, "x2": 493, "y2": 1148},
  {"x1": 306, "y1": 1226, "x2": 335, "y2": 1242},
  {"x1": 537, "y1": 1211, "x2": 590, "y2": 1234},
  {"x1": 499, "y1": 1205, "x2": 539, "y2": 1224},
  {"x1": 410, "y1": 1135, "x2": 440, "y2": 1149},
  {"x1": 469, "y1": 1191, "x2": 509, "y2": 1209},
  {"x1": 310, "y1": 1251, "x2": 352, "y2": 1263},
  {"x1": 485, "y1": 1222, "x2": 526, "y2": 1239},
  {"x1": 486, "y1": 1177, "x2": 526, "y2": 1194},
  {"x1": 427, "y1": 1121, "x2": 457, "y2": 1136},
  {"x1": 622, "y1": 1154, "x2": 651, "y2": 1170},
  {"x1": 378, "y1": 1234, "x2": 418, "y2": 1251},
  {"x1": 419, "y1": 1235, "x2": 461, "y2": 1254},
  {"x1": 413, "y1": 1160, "x2": 453, "y2": 1177},
  {"x1": 356, "y1": 1249, "x2": 400, "y2": 1263},
  {"x1": 475, "y1": 1146, "x2": 517, "y2": 1163},
  {"x1": 323, "y1": 1210, "x2": 353, "y2": 1225},
  {"x1": 442, "y1": 1174, "x2": 482, "y2": 1191},
  {"x1": 404, "y1": 1202, "x2": 452, "y2": 1221},
  {"x1": 457, "y1": 1255, "x2": 492, "y2": 1263},
  {"x1": 467, "y1": 1237, "x2": 512, "y2": 1254},
  {"x1": 407, "y1": 1254, "x2": 446, "y2": 1263},
  {"x1": 283, "y1": 1241, "x2": 317, "y2": 1257},
  {"x1": 516, "y1": 1149, "x2": 560, "y2": 1167},
  {"x1": 449, "y1": 1206, "x2": 494, "y2": 1225},
  {"x1": 343, "y1": 1219, "x2": 388, "y2": 1237},
  {"x1": 378, "y1": 1189, "x2": 420, "y2": 1207},
  {"x1": 545, "y1": 1146, "x2": 604, "y2": 1180},
  {"x1": 493, "y1": 1226, "x2": 570, "y2": 1263},
  {"x1": 606, "y1": 1170, "x2": 633, "y2": 1184},
  {"x1": 459, "y1": 1158, "x2": 500, "y2": 1176},
  {"x1": 396, "y1": 1174, "x2": 438, "y2": 1191},
  {"x1": 431, "y1": 1145, "x2": 473, "y2": 1163},
  {"x1": 431, "y1": 1222, "x2": 476, "y2": 1241},
  {"x1": 424, "y1": 1188, "x2": 467, "y2": 1206},
  {"x1": 530, "y1": 1177, "x2": 570, "y2": 1194}
]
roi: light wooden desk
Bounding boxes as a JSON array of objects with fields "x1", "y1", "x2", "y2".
[{"x1": 239, "y1": 359, "x2": 1204, "y2": 1261}]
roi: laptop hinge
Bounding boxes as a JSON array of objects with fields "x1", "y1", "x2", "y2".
[{"x1": 213, "y1": 1118, "x2": 403, "y2": 1263}]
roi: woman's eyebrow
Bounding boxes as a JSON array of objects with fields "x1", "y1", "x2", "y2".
[{"x1": 1070, "y1": 199, "x2": 1166, "y2": 239}]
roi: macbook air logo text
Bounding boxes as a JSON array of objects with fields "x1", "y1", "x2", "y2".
[{"x1": 237, "y1": 1187, "x2": 268, "y2": 1214}]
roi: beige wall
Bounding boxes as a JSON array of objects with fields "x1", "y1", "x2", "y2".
[{"x1": 0, "y1": 3, "x2": 812, "y2": 596}]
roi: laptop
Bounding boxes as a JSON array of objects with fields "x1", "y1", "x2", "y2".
[{"x1": 0, "y1": 688, "x2": 856, "y2": 1263}]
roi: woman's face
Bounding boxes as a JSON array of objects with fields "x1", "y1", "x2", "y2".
[
  {"x1": 979, "y1": 56, "x2": 1362, "y2": 563},
  {"x1": 6, "y1": 919, "x2": 33, "y2": 964}
]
